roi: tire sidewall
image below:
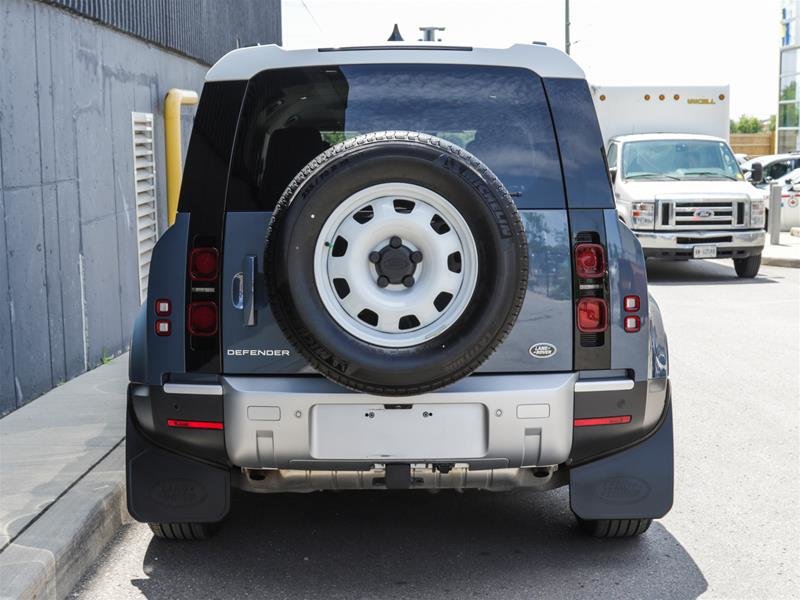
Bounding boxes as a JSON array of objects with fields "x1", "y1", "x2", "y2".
[{"x1": 267, "y1": 136, "x2": 527, "y2": 393}]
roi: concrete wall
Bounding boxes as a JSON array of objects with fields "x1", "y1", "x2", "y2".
[
  {"x1": 0, "y1": 0, "x2": 251, "y2": 414},
  {"x1": 38, "y1": 0, "x2": 282, "y2": 64}
]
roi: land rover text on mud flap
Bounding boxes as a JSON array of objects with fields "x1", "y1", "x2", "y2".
[{"x1": 127, "y1": 43, "x2": 673, "y2": 541}]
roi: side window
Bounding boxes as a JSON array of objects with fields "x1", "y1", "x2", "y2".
[
  {"x1": 606, "y1": 142, "x2": 618, "y2": 168},
  {"x1": 768, "y1": 160, "x2": 792, "y2": 180},
  {"x1": 541, "y1": 78, "x2": 614, "y2": 209}
]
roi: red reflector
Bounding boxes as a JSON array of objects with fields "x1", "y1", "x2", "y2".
[
  {"x1": 623, "y1": 295, "x2": 640, "y2": 312},
  {"x1": 574, "y1": 243, "x2": 606, "y2": 279},
  {"x1": 624, "y1": 315, "x2": 641, "y2": 332},
  {"x1": 188, "y1": 302, "x2": 218, "y2": 336},
  {"x1": 167, "y1": 419, "x2": 224, "y2": 430},
  {"x1": 154, "y1": 298, "x2": 171, "y2": 317},
  {"x1": 190, "y1": 247, "x2": 219, "y2": 281},
  {"x1": 577, "y1": 298, "x2": 608, "y2": 332},
  {"x1": 154, "y1": 319, "x2": 171, "y2": 336},
  {"x1": 574, "y1": 415, "x2": 632, "y2": 427}
]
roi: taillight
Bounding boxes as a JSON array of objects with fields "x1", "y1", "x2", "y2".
[
  {"x1": 577, "y1": 298, "x2": 608, "y2": 332},
  {"x1": 190, "y1": 247, "x2": 219, "y2": 281},
  {"x1": 155, "y1": 319, "x2": 171, "y2": 336},
  {"x1": 623, "y1": 295, "x2": 640, "y2": 312},
  {"x1": 188, "y1": 301, "x2": 218, "y2": 336},
  {"x1": 167, "y1": 419, "x2": 224, "y2": 430},
  {"x1": 154, "y1": 299, "x2": 172, "y2": 316},
  {"x1": 574, "y1": 415, "x2": 632, "y2": 427},
  {"x1": 574, "y1": 243, "x2": 606, "y2": 279},
  {"x1": 624, "y1": 315, "x2": 641, "y2": 332}
]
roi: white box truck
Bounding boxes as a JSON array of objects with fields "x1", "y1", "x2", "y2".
[{"x1": 592, "y1": 85, "x2": 766, "y2": 278}]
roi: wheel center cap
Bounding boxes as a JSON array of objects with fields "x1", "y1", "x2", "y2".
[
  {"x1": 370, "y1": 236, "x2": 422, "y2": 287},
  {"x1": 379, "y1": 247, "x2": 414, "y2": 283}
]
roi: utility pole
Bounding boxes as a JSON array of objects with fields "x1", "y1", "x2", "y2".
[{"x1": 565, "y1": 0, "x2": 571, "y2": 55}]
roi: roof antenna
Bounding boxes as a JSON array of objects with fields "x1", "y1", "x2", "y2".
[
  {"x1": 388, "y1": 24, "x2": 404, "y2": 41},
  {"x1": 418, "y1": 26, "x2": 445, "y2": 42}
]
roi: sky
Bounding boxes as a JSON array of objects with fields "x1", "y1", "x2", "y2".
[{"x1": 282, "y1": 0, "x2": 781, "y2": 120}]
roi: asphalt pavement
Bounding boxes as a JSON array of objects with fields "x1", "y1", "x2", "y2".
[{"x1": 70, "y1": 260, "x2": 799, "y2": 600}]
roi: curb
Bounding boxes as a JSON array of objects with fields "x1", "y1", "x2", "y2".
[
  {"x1": 0, "y1": 445, "x2": 127, "y2": 600},
  {"x1": 761, "y1": 255, "x2": 800, "y2": 268}
]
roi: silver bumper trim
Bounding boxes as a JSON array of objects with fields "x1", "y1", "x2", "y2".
[
  {"x1": 574, "y1": 378, "x2": 634, "y2": 392},
  {"x1": 163, "y1": 383, "x2": 224, "y2": 395},
  {"x1": 634, "y1": 229, "x2": 764, "y2": 250},
  {"x1": 222, "y1": 373, "x2": 577, "y2": 470}
]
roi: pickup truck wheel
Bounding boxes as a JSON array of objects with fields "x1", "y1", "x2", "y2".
[
  {"x1": 265, "y1": 131, "x2": 528, "y2": 396},
  {"x1": 577, "y1": 517, "x2": 652, "y2": 538},
  {"x1": 148, "y1": 522, "x2": 212, "y2": 540},
  {"x1": 733, "y1": 254, "x2": 761, "y2": 278}
]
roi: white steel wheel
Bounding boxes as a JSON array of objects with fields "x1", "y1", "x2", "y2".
[{"x1": 314, "y1": 183, "x2": 479, "y2": 348}]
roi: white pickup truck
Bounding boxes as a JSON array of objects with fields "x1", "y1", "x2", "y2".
[{"x1": 593, "y1": 85, "x2": 766, "y2": 278}]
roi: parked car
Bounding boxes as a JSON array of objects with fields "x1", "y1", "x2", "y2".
[
  {"x1": 759, "y1": 167, "x2": 800, "y2": 229},
  {"x1": 127, "y1": 43, "x2": 673, "y2": 541},
  {"x1": 742, "y1": 152, "x2": 800, "y2": 185},
  {"x1": 593, "y1": 87, "x2": 766, "y2": 278},
  {"x1": 735, "y1": 153, "x2": 750, "y2": 165}
]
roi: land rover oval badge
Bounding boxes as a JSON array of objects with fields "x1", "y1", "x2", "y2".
[{"x1": 529, "y1": 343, "x2": 557, "y2": 359}]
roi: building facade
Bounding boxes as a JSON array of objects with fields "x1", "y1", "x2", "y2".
[
  {"x1": 780, "y1": 0, "x2": 800, "y2": 152},
  {"x1": 0, "y1": 0, "x2": 281, "y2": 414}
]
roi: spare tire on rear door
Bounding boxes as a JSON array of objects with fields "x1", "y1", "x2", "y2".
[{"x1": 265, "y1": 131, "x2": 528, "y2": 396}]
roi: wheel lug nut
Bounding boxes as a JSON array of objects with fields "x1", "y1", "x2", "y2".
[
  {"x1": 410, "y1": 251, "x2": 423, "y2": 264},
  {"x1": 390, "y1": 236, "x2": 402, "y2": 249},
  {"x1": 369, "y1": 251, "x2": 381, "y2": 264},
  {"x1": 377, "y1": 275, "x2": 390, "y2": 288},
  {"x1": 402, "y1": 275, "x2": 415, "y2": 288}
]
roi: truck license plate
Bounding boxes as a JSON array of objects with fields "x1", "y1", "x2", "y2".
[{"x1": 693, "y1": 246, "x2": 717, "y2": 259}]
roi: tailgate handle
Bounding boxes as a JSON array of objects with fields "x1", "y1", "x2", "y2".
[{"x1": 242, "y1": 254, "x2": 256, "y2": 326}]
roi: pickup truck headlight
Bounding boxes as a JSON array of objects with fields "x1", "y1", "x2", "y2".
[
  {"x1": 630, "y1": 202, "x2": 655, "y2": 229},
  {"x1": 750, "y1": 199, "x2": 766, "y2": 228}
]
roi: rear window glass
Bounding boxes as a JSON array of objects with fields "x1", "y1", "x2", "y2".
[{"x1": 226, "y1": 64, "x2": 565, "y2": 211}]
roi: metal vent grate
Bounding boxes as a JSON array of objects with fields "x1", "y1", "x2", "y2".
[{"x1": 132, "y1": 112, "x2": 158, "y2": 304}]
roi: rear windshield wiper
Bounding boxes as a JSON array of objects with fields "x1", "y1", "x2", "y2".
[{"x1": 625, "y1": 173, "x2": 680, "y2": 180}]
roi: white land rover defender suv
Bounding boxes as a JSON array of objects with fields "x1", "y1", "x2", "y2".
[{"x1": 127, "y1": 43, "x2": 673, "y2": 541}]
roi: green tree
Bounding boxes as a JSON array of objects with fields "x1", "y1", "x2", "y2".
[{"x1": 730, "y1": 115, "x2": 762, "y2": 133}]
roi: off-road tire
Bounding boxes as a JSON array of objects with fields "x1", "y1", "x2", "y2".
[
  {"x1": 733, "y1": 254, "x2": 761, "y2": 278},
  {"x1": 578, "y1": 518, "x2": 652, "y2": 538},
  {"x1": 265, "y1": 131, "x2": 528, "y2": 396},
  {"x1": 148, "y1": 522, "x2": 212, "y2": 540}
]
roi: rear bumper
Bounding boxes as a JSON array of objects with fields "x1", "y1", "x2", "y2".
[
  {"x1": 634, "y1": 229, "x2": 764, "y2": 259},
  {"x1": 128, "y1": 372, "x2": 668, "y2": 486},
  {"x1": 221, "y1": 373, "x2": 578, "y2": 471}
]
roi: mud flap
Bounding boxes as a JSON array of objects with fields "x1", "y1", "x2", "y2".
[
  {"x1": 126, "y1": 409, "x2": 230, "y2": 523},
  {"x1": 570, "y1": 402, "x2": 673, "y2": 520}
]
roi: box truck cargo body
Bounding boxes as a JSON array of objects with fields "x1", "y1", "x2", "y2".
[{"x1": 592, "y1": 86, "x2": 766, "y2": 278}]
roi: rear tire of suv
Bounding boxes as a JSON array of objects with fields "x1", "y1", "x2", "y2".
[
  {"x1": 733, "y1": 254, "x2": 761, "y2": 278},
  {"x1": 265, "y1": 132, "x2": 528, "y2": 396},
  {"x1": 577, "y1": 517, "x2": 652, "y2": 538},
  {"x1": 148, "y1": 522, "x2": 212, "y2": 540}
]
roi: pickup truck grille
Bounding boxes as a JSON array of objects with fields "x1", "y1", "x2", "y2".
[{"x1": 657, "y1": 199, "x2": 747, "y2": 230}]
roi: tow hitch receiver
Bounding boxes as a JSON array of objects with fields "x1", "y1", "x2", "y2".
[{"x1": 385, "y1": 464, "x2": 412, "y2": 489}]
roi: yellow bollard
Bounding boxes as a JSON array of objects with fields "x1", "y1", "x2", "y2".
[{"x1": 164, "y1": 88, "x2": 199, "y2": 226}]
